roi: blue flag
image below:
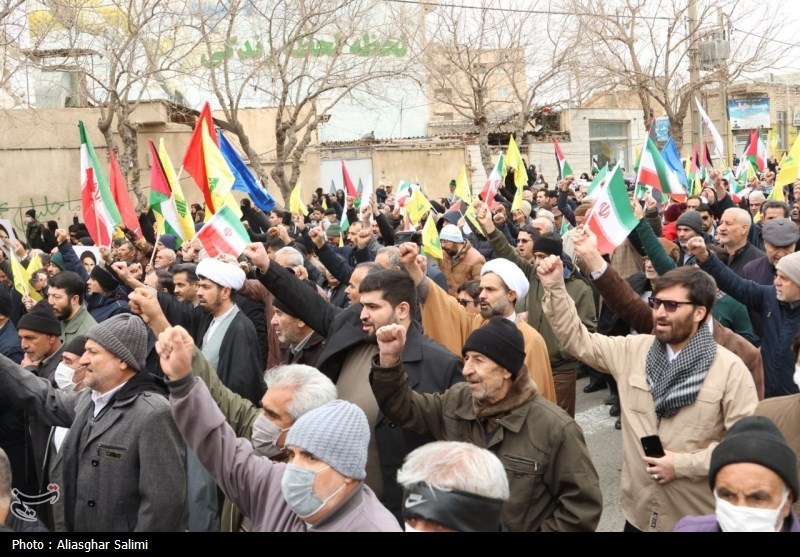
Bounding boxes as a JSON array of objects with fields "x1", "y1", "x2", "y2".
[
  {"x1": 218, "y1": 130, "x2": 275, "y2": 212},
  {"x1": 661, "y1": 138, "x2": 689, "y2": 188}
]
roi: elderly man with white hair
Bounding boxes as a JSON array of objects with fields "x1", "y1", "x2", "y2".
[
  {"x1": 716, "y1": 208, "x2": 765, "y2": 275},
  {"x1": 398, "y1": 441, "x2": 510, "y2": 532},
  {"x1": 399, "y1": 242, "x2": 556, "y2": 404}
]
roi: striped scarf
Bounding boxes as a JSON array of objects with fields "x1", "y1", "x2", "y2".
[{"x1": 645, "y1": 322, "x2": 716, "y2": 419}]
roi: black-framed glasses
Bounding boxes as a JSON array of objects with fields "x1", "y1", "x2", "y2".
[
  {"x1": 457, "y1": 298, "x2": 478, "y2": 307},
  {"x1": 648, "y1": 297, "x2": 695, "y2": 312}
]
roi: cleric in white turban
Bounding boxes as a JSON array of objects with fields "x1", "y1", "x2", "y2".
[
  {"x1": 196, "y1": 257, "x2": 246, "y2": 290},
  {"x1": 480, "y1": 258, "x2": 530, "y2": 300}
]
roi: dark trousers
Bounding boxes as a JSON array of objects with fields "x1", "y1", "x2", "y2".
[{"x1": 553, "y1": 369, "x2": 577, "y2": 418}]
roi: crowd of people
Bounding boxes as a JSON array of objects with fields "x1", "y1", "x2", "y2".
[{"x1": 0, "y1": 163, "x2": 799, "y2": 533}]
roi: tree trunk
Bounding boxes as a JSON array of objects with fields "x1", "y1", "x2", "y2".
[
  {"x1": 477, "y1": 119, "x2": 492, "y2": 175},
  {"x1": 116, "y1": 109, "x2": 147, "y2": 212},
  {"x1": 670, "y1": 119, "x2": 684, "y2": 153}
]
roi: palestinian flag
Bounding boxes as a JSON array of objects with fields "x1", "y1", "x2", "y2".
[
  {"x1": 744, "y1": 128, "x2": 767, "y2": 172},
  {"x1": 553, "y1": 137, "x2": 573, "y2": 179},
  {"x1": 195, "y1": 205, "x2": 250, "y2": 257},
  {"x1": 583, "y1": 165, "x2": 640, "y2": 255}
]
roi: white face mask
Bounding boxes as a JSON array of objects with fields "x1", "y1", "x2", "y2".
[
  {"x1": 794, "y1": 364, "x2": 800, "y2": 390},
  {"x1": 715, "y1": 489, "x2": 789, "y2": 532},
  {"x1": 54, "y1": 362, "x2": 77, "y2": 392},
  {"x1": 251, "y1": 413, "x2": 289, "y2": 458}
]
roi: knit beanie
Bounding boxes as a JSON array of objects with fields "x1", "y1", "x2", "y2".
[
  {"x1": 90, "y1": 265, "x2": 119, "y2": 293},
  {"x1": 50, "y1": 251, "x2": 65, "y2": 271},
  {"x1": 533, "y1": 232, "x2": 563, "y2": 257},
  {"x1": 462, "y1": 317, "x2": 526, "y2": 377},
  {"x1": 85, "y1": 314, "x2": 148, "y2": 372},
  {"x1": 17, "y1": 302, "x2": 61, "y2": 336},
  {"x1": 664, "y1": 203, "x2": 687, "y2": 223},
  {"x1": 440, "y1": 224, "x2": 464, "y2": 243},
  {"x1": 709, "y1": 416, "x2": 799, "y2": 500},
  {"x1": 25, "y1": 209, "x2": 35, "y2": 219},
  {"x1": 326, "y1": 222, "x2": 342, "y2": 238},
  {"x1": 776, "y1": 251, "x2": 800, "y2": 287},
  {"x1": 520, "y1": 200, "x2": 532, "y2": 218},
  {"x1": 159, "y1": 234, "x2": 177, "y2": 250},
  {"x1": 0, "y1": 287, "x2": 11, "y2": 317},
  {"x1": 676, "y1": 210, "x2": 704, "y2": 236},
  {"x1": 285, "y1": 400, "x2": 369, "y2": 480},
  {"x1": 62, "y1": 335, "x2": 87, "y2": 357}
]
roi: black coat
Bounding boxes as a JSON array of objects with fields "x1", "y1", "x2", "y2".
[
  {"x1": 157, "y1": 294, "x2": 265, "y2": 404},
  {"x1": 257, "y1": 263, "x2": 463, "y2": 514}
]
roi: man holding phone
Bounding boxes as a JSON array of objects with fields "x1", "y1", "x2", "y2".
[{"x1": 539, "y1": 248, "x2": 758, "y2": 532}]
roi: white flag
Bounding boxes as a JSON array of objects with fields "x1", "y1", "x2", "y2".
[{"x1": 695, "y1": 97, "x2": 724, "y2": 159}]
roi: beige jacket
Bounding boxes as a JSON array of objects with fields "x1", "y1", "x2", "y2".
[{"x1": 542, "y1": 278, "x2": 758, "y2": 532}]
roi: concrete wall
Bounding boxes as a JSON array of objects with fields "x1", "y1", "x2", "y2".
[{"x1": 0, "y1": 104, "x2": 320, "y2": 234}]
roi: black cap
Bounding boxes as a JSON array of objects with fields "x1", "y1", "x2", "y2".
[
  {"x1": 709, "y1": 416, "x2": 799, "y2": 500},
  {"x1": 462, "y1": 317, "x2": 525, "y2": 377},
  {"x1": 62, "y1": 335, "x2": 87, "y2": 357},
  {"x1": 17, "y1": 302, "x2": 61, "y2": 336},
  {"x1": 90, "y1": 265, "x2": 119, "y2": 293}
]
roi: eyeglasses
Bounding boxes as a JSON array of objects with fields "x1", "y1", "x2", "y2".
[
  {"x1": 648, "y1": 297, "x2": 695, "y2": 312},
  {"x1": 457, "y1": 299, "x2": 478, "y2": 307}
]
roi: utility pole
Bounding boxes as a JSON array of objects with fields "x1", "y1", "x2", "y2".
[
  {"x1": 717, "y1": 8, "x2": 730, "y2": 167},
  {"x1": 688, "y1": 0, "x2": 701, "y2": 152}
]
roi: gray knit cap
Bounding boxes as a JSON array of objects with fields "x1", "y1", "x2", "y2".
[
  {"x1": 85, "y1": 314, "x2": 148, "y2": 372},
  {"x1": 285, "y1": 400, "x2": 369, "y2": 480}
]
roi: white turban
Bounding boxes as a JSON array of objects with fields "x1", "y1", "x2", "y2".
[
  {"x1": 196, "y1": 257, "x2": 245, "y2": 290},
  {"x1": 480, "y1": 258, "x2": 530, "y2": 300}
]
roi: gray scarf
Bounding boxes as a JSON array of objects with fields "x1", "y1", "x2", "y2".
[{"x1": 645, "y1": 322, "x2": 716, "y2": 419}]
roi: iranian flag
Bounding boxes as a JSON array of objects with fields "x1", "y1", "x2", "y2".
[
  {"x1": 583, "y1": 165, "x2": 640, "y2": 255},
  {"x1": 634, "y1": 137, "x2": 687, "y2": 201},
  {"x1": 724, "y1": 168, "x2": 746, "y2": 202},
  {"x1": 395, "y1": 180, "x2": 413, "y2": 207},
  {"x1": 479, "y1": 153, "x2": 505, "y2": 209},
  {"x1": 195, "y1": 205, "x2": 250, "y2": 257},
  {"x1": 553, "y1": 137, "x2": 573, "y2": 179},
  {"x1": 79, "y1": 121, "x2": 121, "y2": 246},
  {"x1": 745, "y1": 128, "x2": 767, "y2": 172}
]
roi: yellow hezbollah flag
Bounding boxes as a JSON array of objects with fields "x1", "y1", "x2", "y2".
[
  {"x1": 421, "y1": 211, "x2": 443, "y2": 259},
  {"x1": 454, "y1": 165, "x2": 472, "y2": 204},
  {"x1": 11, "y1": 253, "x2": 41, "y2": 301},
  {"x1": 505, "y1": 135, "x2": 528, "y2": 188},
  {"x1": 776, "y1": 133, "x2": 800, "y2": 187},
  {"x1": 406, "y1": 187, "x2": 432, "y2": 226},
  {"x1": 289, "y1": 180, "x2": 309, "y2": 216}
]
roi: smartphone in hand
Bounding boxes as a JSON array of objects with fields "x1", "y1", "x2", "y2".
[{"x1": 641, "y1": 435, "x2": 665, "y2": 458}]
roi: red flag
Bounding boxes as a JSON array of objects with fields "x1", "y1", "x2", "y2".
[
  {"x1": 182, "y1": 102, "x2": 217, "y2": 212},
  {"x1": 341, "y1": 160, "x2": 359, "y2": 198},
  {"x1": 109, "y1": 150, "x2": 141, "y2": 236}
]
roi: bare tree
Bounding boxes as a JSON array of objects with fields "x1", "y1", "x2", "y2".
[
  {"x1": 27, "y1": 0, "x2": 196, "y2": 211},
  {"x1": 185, "y1": 0, "x2": 419, "y2": 203},
  {"x1": 567, "y1": 0, "x2": 794, "y2": 151}
]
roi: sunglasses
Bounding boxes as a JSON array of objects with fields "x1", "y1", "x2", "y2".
[
  {"x1": 457, "y1": 299, "x2": 478, "y2": 307},
  {"x1": 648, "y1": 296, "x2": 695, "y2": 312}
]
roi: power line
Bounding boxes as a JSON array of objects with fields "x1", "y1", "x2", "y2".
[{"x1": 383, "y1": 0, "x2": 676, "y2": 21}]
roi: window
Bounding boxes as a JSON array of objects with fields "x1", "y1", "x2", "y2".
[
  {"x1": 589, "y1": 121, "x2": 629, "y2": 169},
  {"x1": 496, "y1": 87, "x2": 509, "y2": 99},
  {"x1": 36, "y1": 69, "x2": 84, "y2": 108},
  {"x1": 433, "y1": 111, "x2": 454, "y2": 121},
  {"x1": 434, "y1": 88, "x2": 451, "y2": 102},
  {"x1": 777, "y1": 111, "x2": 787, "y2": 151}
]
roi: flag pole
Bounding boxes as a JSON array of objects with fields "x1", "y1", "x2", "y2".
[{"x1": 149, "y1": 231, "x2": 160, "y2": 268}]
